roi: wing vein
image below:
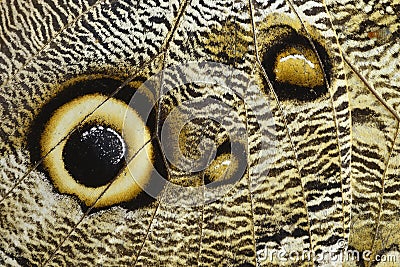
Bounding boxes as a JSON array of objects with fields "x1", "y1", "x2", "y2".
[
  {"x1": 371, "y1": 120, "x2": 400, "y2": 253},
  {"x1": 41, "y1": 137, "x2": 154, "y2": 266},
  {"x1": 0, "y1": 0, "x2": 105, "y2": 89},
  {"x1": 343, "y1": 54, "x2": 400, "y2": 122},
  {"x1": 248, "y1": 0, "x2": 314, "y2": 261}
]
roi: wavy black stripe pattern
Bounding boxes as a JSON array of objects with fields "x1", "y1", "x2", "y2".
[{"x1": 0, "y1": 0, "x2": 399, "y2": 266}]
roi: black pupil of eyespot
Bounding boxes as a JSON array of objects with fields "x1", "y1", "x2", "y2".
[{"x1": 63, "y1": 124, "x2": 127, "y2": 187}]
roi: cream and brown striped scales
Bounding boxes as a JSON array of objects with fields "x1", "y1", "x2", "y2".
[{"x1": 0, "y1": 0, "x2": 399, "y2": 266}]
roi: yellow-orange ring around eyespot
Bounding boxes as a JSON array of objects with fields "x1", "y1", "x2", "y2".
[{"x1": 40, "y1": 93, "x2": 153, "y2": 208}]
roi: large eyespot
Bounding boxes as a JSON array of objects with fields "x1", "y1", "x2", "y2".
[
  {"x1": 260, "y1": 25, "x2": 332, "y2": 101},
  {"x1": 28, "y1": 77, "x2": 164, "y2": 209}
]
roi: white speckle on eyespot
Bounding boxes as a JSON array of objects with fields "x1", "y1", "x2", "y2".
[
  {"x1": 279, "y1": 54, "x2": 316, "y2": 69},
  {"x1": 221, "y1": 160, "x2": 231, "y2": 166}
]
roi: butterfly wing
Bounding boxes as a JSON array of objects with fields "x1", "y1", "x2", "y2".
[{"x1": 327, "y1": 0, "x2": 400, "y2": 264}]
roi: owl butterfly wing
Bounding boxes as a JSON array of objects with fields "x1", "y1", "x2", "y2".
[
  {"x1": 326, "y1": 0, "x2": 400, "y2": 265},
  {"x1": 0, "y1": 0, "x2": 351, "y2": 267}
]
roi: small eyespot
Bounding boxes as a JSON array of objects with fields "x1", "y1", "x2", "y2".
[
  {"x1": 158, "y1": 90, "x2": 248, "y2": 190},
  {"x1": 274, "y1": 46, "x2": 324, "y2": 88},
  {"x1": 29, "y1": 77, "x2": 165, "y2": 209},
  {"x1": 261, "y1": 25, "x2": 332, "y2": 101},
  {"x1": 203, "y1": 140, "x2": 246, "y2": 187}
]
